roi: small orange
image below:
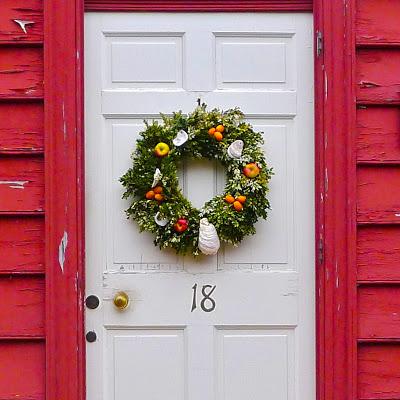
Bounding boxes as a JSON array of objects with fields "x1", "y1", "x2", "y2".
[
  {"x1": 153, "y1": 186, "x2": 163, "y2": 194},
  {"x1": 145, "y1": 190, "x2": 155, "y2": 200},
  {"x1": 214, "y1": 132, "x2": 223, "y2": 141},
  {"x1": 233, "y1": 200, "x2": 243, "y2": 211},
  {"x1": 208, "y1": 127, "x2": 216, "y2": 136},
  {"x1": 154, "y1": 193, "x2": 165, "y2": 202},
  {"x1": 236, "y1": 195, "x2": 246, "y2": 204},
  {"x1": 216, "y1": 124, "x2": 225, "y2": 133},
  {"x1": 225, "y1": 194, "x2": 235, "y2": 204}
]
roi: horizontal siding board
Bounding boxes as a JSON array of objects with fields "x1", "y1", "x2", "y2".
[
  {"x1": 0, "y1": 0, "x2": 43, "y2": 43},
  {"x1": 357, "y1": 166, "x2": 400, "y2": 223},
  {"x1": 359, "y1": 286, "x2": 400, "y2": 338},
  {"x1": 357, "y1": 107, "x2": 400, "y2": 163},
  {"x1": 356, "y1": 0, "x2": 400, "y2": 45},
  {"x1": 0, "y1": 341, "x2": 44, "y2": 399},
  {"x1": 356, "y1": 49, "x2": 400, "y2": 103},
  {"x1": 0, "y1": 216, "x2": 44, "y2": 273},
  {"x1": 0, "y1": 157, "x2": 44, "y2": 212},
  {"x1": 0, "y1": 102, "x2": 43, "y2": 152},
  {"x1": 0, "y1": 276, "x2": 44, "y2": 337},
  {"x1": 358, "y1": 226, "x2": 400, "y2": 281},
  {"x1": 358, "y1": 343, "x2": 400, "y2": 399},
  {"x1": 0, "y1": 47, "x2": 43, "y2": 98}
]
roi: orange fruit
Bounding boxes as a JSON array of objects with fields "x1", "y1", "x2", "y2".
[
  {"x1": 216, "y1": 125, "x2": 225, "y2": 133},
  {"x1": 233, "y1": 200, "x2": 243, "y2": 211},
  {"x1": 145, "y1": 190, "x2": 155, "y2": 200},
  {"x1": 153, "y1": 186, "x2": 163, "y2": 194},
  {"x1": 225, "y1": 194, "x2": 235, "y2": 204},
  {"x1": 154, "y1": 193, "x2": 164, "y2": 202},
  {"x1": 208, "y1": 127, "x2": 216, "y2": 136},
  {"x1": 214, "y1": 132, "x2": 223, "y2": 141},
  {"x1": 236, "y1": 195, "x2": 246, "y2": 204}
]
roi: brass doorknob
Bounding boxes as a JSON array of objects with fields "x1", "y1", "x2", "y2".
[{"x1": 113, "y1": 291, "x2": 129, "y2": 310}]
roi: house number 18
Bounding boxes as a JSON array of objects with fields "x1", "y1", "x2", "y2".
[{"x1": 191, "y1": 284, "x2": 216, "y2": 313}]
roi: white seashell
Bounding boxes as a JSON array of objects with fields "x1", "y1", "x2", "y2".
[
  {"x1": 154, "y1": 212, "x2": 169, "y2": 227},
  {"x1": 151, "y1": 168, "x2": 162, "y2": 188},
  {"x1": 198, "y1": 218, "x2": 220, "y2": 255},
  {"x1": 227, "y1": 139, "x2": 244, "y2": 159},
  {"x1": 173, "y1": 130, "x2": 188, "y2": 147}
]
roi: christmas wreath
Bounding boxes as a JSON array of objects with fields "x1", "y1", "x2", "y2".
[{"x1": 120, "y1": 104, "x2": 273, "y2": 256}]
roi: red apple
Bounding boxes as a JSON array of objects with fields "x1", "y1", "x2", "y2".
[
  {"x1": 243, "y1": 162, "x2": 260, "y2": 178},
  {"x1": 174, "y1": 218, "x2": 188, "y2": 234}
]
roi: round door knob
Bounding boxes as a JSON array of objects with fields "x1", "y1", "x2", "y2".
[{"x1": 113, "y1": 291, "x2": 129, "y2": 310}]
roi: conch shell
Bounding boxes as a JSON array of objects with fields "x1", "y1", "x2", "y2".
[
  {"x1": 198, "y1": 218, "x2": 220, "y2": 255},
  {"x1": 151, "y1": 168, "x2": 162, "y2": 188},
  {"x1": 173, "y1": 130, "x2": 188, "y2": 147},
  {"x1": 227, "y1": 139, "x2": 244, "y2": 159}
]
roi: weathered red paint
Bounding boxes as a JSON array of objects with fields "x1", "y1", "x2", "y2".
[
  {"x1": 85, "y1": 0, "x2": 313, "y2": 11},
  {"x1": 0, "y1": 102, "x2": 44, "y2": 154},
  {"x1": 0, "y1": 341, "x2": 45, "y2": 400},
  {"x1": 357, "y1": 107, "x2": 400, "y2": 163},
  {"x1": 358, "y1": 226, "x2": 400, "y2": 282},
  {"x1": 357, "y1": 166, "x2": 400, "y2": 223},
  {"x1": 0, "y1": 216, "x2": 44, "y2": 273},
  {"x1": 0, "y1": 0, "x2": 43, "y2": 44},
  {"x1": 0, "y1": 47, "x2": 43, "y2": 99},
  {"x1": 0, "y1": 157, "x2": 44, "y2": 212},
  {"x1": 356, "y1": 0, "x2": 400, "y2": 46},
  {"x1": 0, "y1": 276, "x2": 45, "y2": 337},
  {"x1": 358, "y1": 343, "x2": 400, "y2": 399}
]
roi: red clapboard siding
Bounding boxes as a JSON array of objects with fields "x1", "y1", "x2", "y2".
[
  {"x1": 0, "y1": 216, "x2": 44, "y2": 273},
  {"x1": 0, "y1": 102, "x2": 44, "y2": 153},
  {"x1": 357, "y1": 49, "x2": 400, "y2": 104},
  {"x1": 0, "y1": 0, "x2": 43, "y2": 44},
  {"x1": 0, "y1": 341, "x2": 45, "y2": 399},
  {"x1": 0, "y1": 276, "x2": 44, "y2": 337},
  {"x1": 357, "y1": 226, "x2": 400, "y2": 281},
  {"x1": 357, "y1": 166, "x2": 400, "y2": 223},
  {"x1": 356, "y1": 0, "x2": 400, "y2": 45},
  {"x1": 0, "y1": 47, "x2": 43, "y2": 98},
  {"x1": 357, "y1": 107, "x2": 400, "y2": 163},
  {"x1": 0, "y1": 157, "x2": 44, "y2": 212},
  {"x1": 358, "y1": 286, "x2": 400, "y2": 338},
  {"x1": 358, "y1": 344, "x2": 400, "y2": 399}
]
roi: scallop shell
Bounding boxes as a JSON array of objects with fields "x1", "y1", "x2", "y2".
[
  {"x1": 227, "y1": 139, "x2": 244, "y2": 159},
  {"x1": 151, "y1": 168, "x2": 162, "y2": 188},
  {"x1": 154, "y1": 212, "x2": 169, "y2": 227},
  {"x1": 173, "y1": 130, "x2": 188, "y2": 147},
  {"x1": 198, "y1": 218, "x2": 220, "y2": 255}
]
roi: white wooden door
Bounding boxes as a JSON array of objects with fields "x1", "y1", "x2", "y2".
[{"x1": 85, "y1": 12, "x2": 314, "y2": 400}]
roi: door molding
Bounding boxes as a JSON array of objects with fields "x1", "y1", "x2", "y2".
[{"x1": 44, "y1": 1, "x2": 356, "y2": 399}]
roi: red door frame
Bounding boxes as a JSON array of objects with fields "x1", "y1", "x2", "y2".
[{"x1": 44, "y1": 1, "x2": 356, "y2": 399}]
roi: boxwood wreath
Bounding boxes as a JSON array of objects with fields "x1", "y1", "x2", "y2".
[{"x1": 120, "y1": 104, "x2": 273, "y2": 256}]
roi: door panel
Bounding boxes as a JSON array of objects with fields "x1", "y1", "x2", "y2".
[{"x1": 85, "y1": 12, "x2": 314, "y2": 400}]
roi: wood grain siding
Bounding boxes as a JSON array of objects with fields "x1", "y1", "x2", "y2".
[
  {"x1": 357, "y1": 107, "x2": 400, "y2": 163},
  {"x1": 0, "y1": 102, "x2": 44, "y2": 153},
  {"x1": 0, "y1": 0, "x2": 44, "y2": 398},
  {"x1": 356, "y1": 1, "x2": 400, "y2": 398},
  {"x1": 0, "y1": 216, "x2": 44, "y2": 273},
  {"x1": 0, "y1": 341, "x2": 45, "y2": 399}
]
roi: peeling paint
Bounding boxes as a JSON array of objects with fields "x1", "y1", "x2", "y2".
[
  {"x1": 13, "y1": 19, "x2": 35, "y2": 34},
  {"x1": 0, "y1": 180, "x2": 28, "y2": 189},
  {"x1": 58, "y1": 231, "x2": 68, "y2": 273}
]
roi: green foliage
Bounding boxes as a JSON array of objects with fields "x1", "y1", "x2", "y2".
[{"x1": 120, "y1": 104, "x2": 273, "y2": 255}]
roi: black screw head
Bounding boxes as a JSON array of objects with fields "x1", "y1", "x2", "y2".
[
  {"x1": 85, "y1": 295, "x2": 100, "y2": 309},
  {"x1": 86, "y1": 331, "x2": 97, "y2": 343}
]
